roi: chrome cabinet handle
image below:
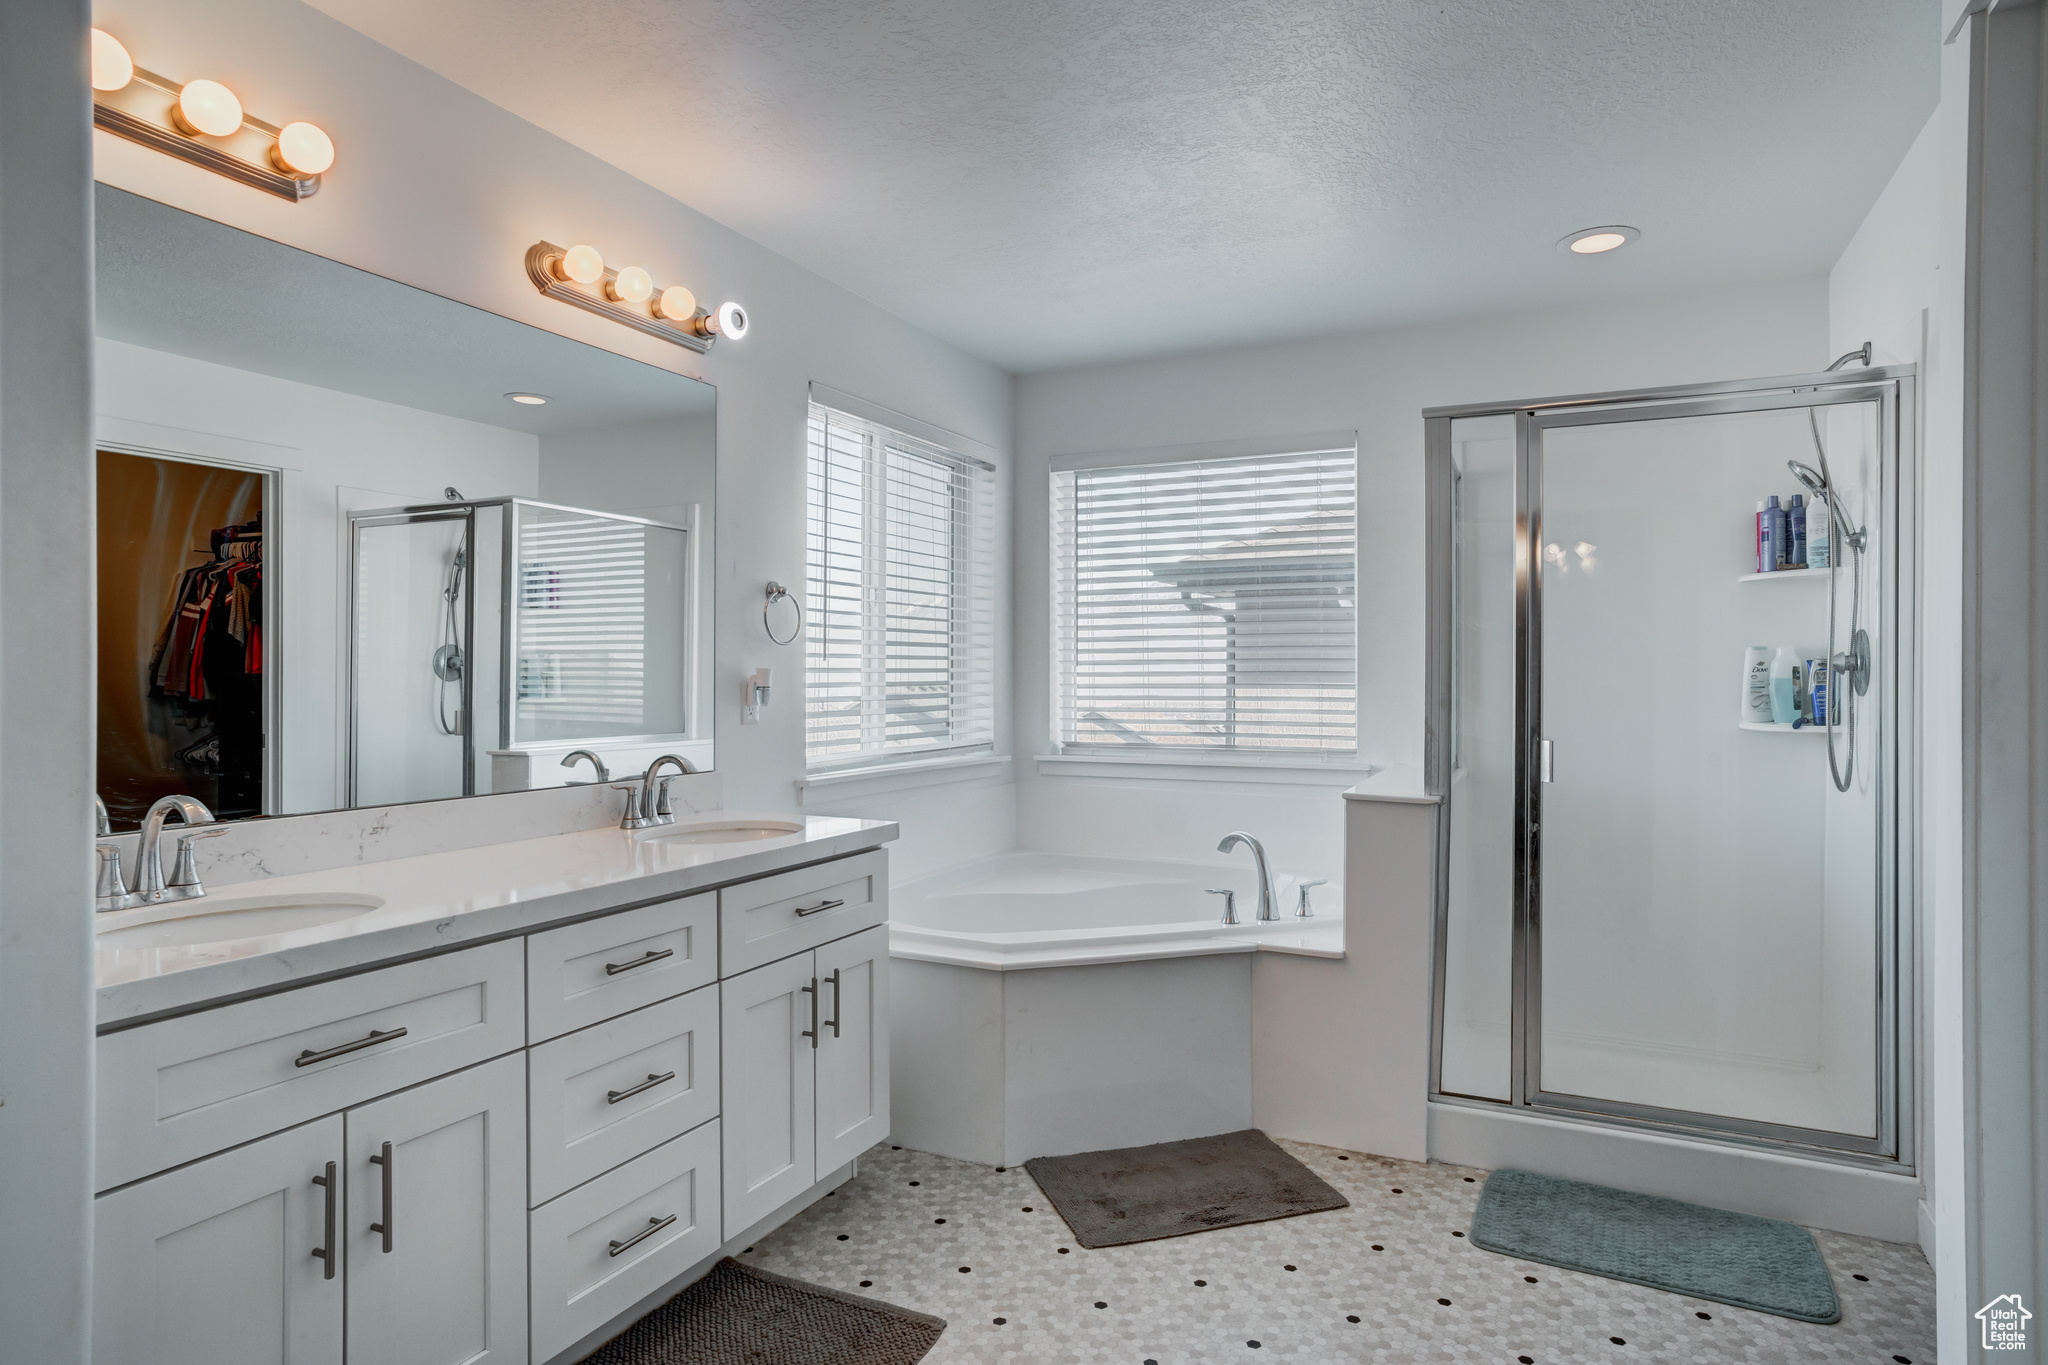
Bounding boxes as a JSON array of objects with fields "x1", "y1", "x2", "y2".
[
  {"x1": 606, "y1": 1071, "x2": 676, "y2": 1105},
  {"x1": 823, "y1": 968, "x2": 842, "y2": 1039},
  {"x1": 604, "y1": 947, "x2": 674, "y2": 976},
  {"x1": 793, "y1": 898, "x2": 844, "y2": 917},
  {"x1": 310, "y1": 1161, "x2": 337, "y2": 1279},
  {"x1": 368, "y1": 1141, "x2": 393, "y2": 1253},
  {"x1": 608, "y1": 1213, "x2": 677, "y2": 1258},
  {"x1": 801, "y1": 979, "x2": 817, "y2": 1047},
  {"x1": 296, "y1": 1027, "x2": 407, "y2": 1068}
]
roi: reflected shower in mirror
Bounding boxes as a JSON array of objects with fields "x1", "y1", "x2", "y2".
[{"x1": 93, "y1": 186, "x2": 716, "y2": 829}]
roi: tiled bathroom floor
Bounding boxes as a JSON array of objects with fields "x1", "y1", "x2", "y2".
[{"x1": 742, "y1": 1142, "x2": 1936, "y2": 1364}]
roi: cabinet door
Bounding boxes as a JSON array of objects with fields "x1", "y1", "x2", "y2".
[
  {"x1": 94, "y1": 1116, "x2": 343, "y2": 1365},
  {"x1": 345, "y1": 1055, "x2": 526, "y2": 1365},
  {"x1": 719, "y1": 952, "x2": 816, "y2": 1238},
  {"x1": 816, "y1": 926, "x2": 891, "y2": 1172}
]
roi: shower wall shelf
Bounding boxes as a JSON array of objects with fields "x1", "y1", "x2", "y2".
[
  {"x1": 1738, "y1": 569, "x2": 1830, "y2": 583},
  {"x1": 1738, "y1": 722, "x2": 1831, "y2": 734}
]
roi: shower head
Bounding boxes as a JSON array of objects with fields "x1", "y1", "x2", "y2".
[
  {"x1": 1825, "y1": 343, "x2": 1872, "y2": 372},
  {"x1": 1786, "y1": 460, "x2": 1827, "y2": 496}
]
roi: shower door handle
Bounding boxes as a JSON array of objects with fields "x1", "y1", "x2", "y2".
[{"x1": 1537, "y1": 738, "x2": 1555, "y2": 784}]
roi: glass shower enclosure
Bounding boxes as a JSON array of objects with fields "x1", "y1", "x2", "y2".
[
  {"x1": 346, "y1": 497, "x2": 694, "y2": 806},
  {"x1": 1426, "y1": 365, "x2": 1915, "y2": 1164}
]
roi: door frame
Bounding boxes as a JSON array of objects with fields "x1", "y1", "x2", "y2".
[{"x1": 1424, "y1": 364, "x2": 1919, "y2": 1171}]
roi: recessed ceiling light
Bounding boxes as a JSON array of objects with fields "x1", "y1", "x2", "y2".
[
  {"x1": 1559, "y1": 225, "x2": 1639, "y2": 255},
  {"x1": 506, "y1": 392, "x2": 550, "y2": 405}
]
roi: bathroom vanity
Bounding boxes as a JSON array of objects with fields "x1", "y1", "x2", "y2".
[{"x1": 89, "y1": 817, "x2": 895, "y2": 1365}]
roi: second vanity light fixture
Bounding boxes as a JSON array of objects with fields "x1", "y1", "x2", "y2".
[
  {"x1": 525, "y1": 241, "x2": 749, "y2": 353},
  {"x1": 90, "y1": 29, "x2": 334, "y2": 201}
]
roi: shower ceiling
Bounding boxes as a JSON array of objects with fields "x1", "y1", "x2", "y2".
[{"x1": 306, "y1": 0, "x2": 1936, "y2": 373}]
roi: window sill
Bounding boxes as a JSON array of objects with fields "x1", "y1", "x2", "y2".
[
  {"x1": 1034, "y1": 753, "x2": 1381, "y2": 787},
  {"x1": 796, "y1": 753, "x2": 1012, "y2": 805}
]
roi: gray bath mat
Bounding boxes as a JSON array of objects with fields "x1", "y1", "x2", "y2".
[
  {"x1": 1024, "y1": 1128, "x2": 1349, "y2": 1249},
  {"x1": 1468, "y1": 1169, "x2": 1841, "y2": 1324},
  {"x1": 581, "y1": 1257, "x2": 945, "y2": 1364}
]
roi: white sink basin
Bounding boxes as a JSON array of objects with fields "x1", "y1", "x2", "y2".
[
  {"x1": 642, "y1": 819, "x2": 804, "y2": 846},
  {"x1": 96, "y1": 893, "x2": 386, "y2": 950}
]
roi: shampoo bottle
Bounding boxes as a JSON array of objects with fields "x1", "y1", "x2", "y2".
[
  {"x1": 1789, "y1": 494, "x2": 1807, "y2": 568},
  {"x1": 1760, "y1": 496, "x2": 1780, "y2": 572},
  {"x1": 1808, "y1": 493, "x2": 1831, "y2": 569},
  {"x1": 1769, "y1": 647, "x2": 1799, "y2": 723},
  {"x1": 1755, "y1": 501, "x2": 1767, "y2": 573},
  {"x1": 1744, "y1": 646, "x2": 1772, "y2": 722}
]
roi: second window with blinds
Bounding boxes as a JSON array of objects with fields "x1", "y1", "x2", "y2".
[
  {"x1": 1050, "y1": 441, "x2": 1359, "y2": 762},
  {"x1": 805, "y1": 403, "x2": 996, "y2": 773}
]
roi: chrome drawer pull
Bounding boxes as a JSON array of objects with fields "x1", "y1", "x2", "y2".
[
  {"x1": 368, "y1": 1141, "x2": 394, "y2": 1253},
  {"x1": 604, "y1": 947, "x2": 674, "y2": 976},
  {"x1": 609, "y1": 1213, "x2": 677, "y2": 1257},
  {"x1": 295, "y1": 1027, "x2": 407, "y2": 1067},
  {"x1": 793, "y1": 898, "x2": 844, "y2": 917},
  {"x1": 606, "y1": 1071, "x2": 677, "y2": 1105},
  {"x1": 310, "y1": 1161, "x2": 337, "y2": 1280}
]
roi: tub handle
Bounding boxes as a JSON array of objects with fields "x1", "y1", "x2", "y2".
[{"x1": 1206, "y1": 888, "x2": 1238, "y2": 926}]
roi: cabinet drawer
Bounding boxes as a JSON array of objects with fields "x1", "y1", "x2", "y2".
[
  {"x1": 528, "y1": 985, "x2": 721, "y2": 1206},
  {"x1": 530, "y1": 1119, "x2": 722, "y2": 1364},
  {"x1": 527, "y1": 893, "x2": 717, "y2": 1043},
  {"x1": 96, "y1": 940, "x2": 525, "y2": 1191},
  {"x1": 719, "y1": 850, "x2": 886, "y2": 976}
]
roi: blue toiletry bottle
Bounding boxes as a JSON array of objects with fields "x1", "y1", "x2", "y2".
[
  {"x1": 1761, "y1": 495, "x2": 1782, "y2": 572},
  {"x1": 1789, "y1": 495, "x2": 1806, "y2": 568}
]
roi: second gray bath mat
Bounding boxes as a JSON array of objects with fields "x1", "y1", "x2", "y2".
[
  {"x1": 1469, "y1": 1169, "x2": 1841, "y2": 1323},
  {"x1": 1025, "y1": 1129, "x2": 1349, "y2": 1248}
]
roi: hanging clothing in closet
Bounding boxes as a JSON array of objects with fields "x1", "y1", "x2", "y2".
[{"x1": 148, "y1": 516, "x2": 265, "y2": 817}]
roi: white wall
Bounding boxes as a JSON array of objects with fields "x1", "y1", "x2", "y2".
[
  {"x1": 0, "y1": 0, "x2": 96, "y2": 1356},
  {"x1": 96, "y1": 338, "x2": 541, "y2": 813},
  {"x1": 1013, "y1": 278, "x2": 1830, "y2": 880},
  {"x1": 88, "y1": 0, "x2": 1020, "y2": 873}
]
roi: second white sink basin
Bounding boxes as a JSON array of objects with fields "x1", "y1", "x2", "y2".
[
  {"x1": 96, "y1": 893, "x2": 386, "y2": 950},
  {"x1": 642, "y1": 819, "x2": 804, "y2": 846}
]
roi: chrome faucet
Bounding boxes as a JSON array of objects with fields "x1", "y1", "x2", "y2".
[
  {"x1": 1294, "y1": 877, "x2": 1328, "y2": 919},
  {"x1": 560, "y1": 749, "x2": 610, "y2": 784},
  {"x1": 1217, "y1": 831, "x2": 1278, "y2": 922},
  {"x1": 614, "y1": 755, "x2": 696, "y2": 830},
  {"x1": 96, "y1": 794, "x2": 225, "y2": 912}
]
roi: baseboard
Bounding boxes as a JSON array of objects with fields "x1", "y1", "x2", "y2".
[
  {"x1": 1428, "y1": 1101, "x2": 1923, "y2": 1243},
  {"x1": 537, "y1": 1156, "x2": 861, "y2": 1365}
]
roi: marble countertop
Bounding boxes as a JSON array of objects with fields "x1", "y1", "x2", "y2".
[{"x1": 96, "y1": 811, "x2": 898, "y2": 1029}]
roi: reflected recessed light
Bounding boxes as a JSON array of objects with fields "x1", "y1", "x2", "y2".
[
  {"x1": 1559, "y1": 225, "x2": 1639, "y2": 255},
  {"x1": 506, "y1": 392, "x2": 550, "y2": 405}
]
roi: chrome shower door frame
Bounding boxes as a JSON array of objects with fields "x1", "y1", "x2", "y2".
[
  {"x1": 1425, "y1": 365, "x2": 1918, "y2": 1170},
  {"x1": 344, "y1": 505, "x2": 477, "y2": 805}
]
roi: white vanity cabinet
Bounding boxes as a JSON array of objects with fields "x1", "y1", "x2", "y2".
[
  {"x1": 94, "y1": 843, "x2": 892, "y2": 1365},
  {"x1": 720, "y1": 923, "x2": 890, "y2": 1235}
]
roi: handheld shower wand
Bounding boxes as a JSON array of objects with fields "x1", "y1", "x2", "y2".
[{"x1": 1788, "y1": 346, "x2": 1873, "y2": 792}]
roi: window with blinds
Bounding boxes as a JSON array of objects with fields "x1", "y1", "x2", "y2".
[
  {"x1": 806, "y1": 403, "x2": 996, "y2": 771},
  {"x1": 1051, "y1": 445, "x2": 1357, "y2": 759}
]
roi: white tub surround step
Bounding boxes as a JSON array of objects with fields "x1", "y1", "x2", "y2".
[{"x1": 95, "y1": 811, "x2": 896, "y2": 1027}]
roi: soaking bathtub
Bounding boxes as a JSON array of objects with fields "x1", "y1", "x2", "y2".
[{"x1": 886, "y1": 850, "x2": 1343, "y2": 1165}]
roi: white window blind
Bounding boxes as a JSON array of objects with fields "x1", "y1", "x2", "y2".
[
  {"x1": 806, "y1": 403, "x2": 996, "y2": 771},
  {"x1": 1052, "y1": 445, "x2": 1357, "y2": 758}
]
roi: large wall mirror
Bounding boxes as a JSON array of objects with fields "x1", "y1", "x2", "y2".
[{"x1": 94, "y1": 186, "x2": 717, "y2": 830}]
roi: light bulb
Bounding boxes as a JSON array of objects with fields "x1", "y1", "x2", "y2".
[
  {"x1": 607, "y1": 265, "x2": 653, "y2": 304},
  {"x1": 271, "y1": 121, "x2": 334, "y2": 176},
  {"x1": 712, "y1": 300, "x2": 749, "y2": 340},
  {"x1": 554, "y1": 244, "x2": 604, "y2": 285},
  {"x1": 1568, "y1": 232, "x2": 1627, "y2": 254},
  {"x1": 654, "y1": 285, "x2": 697, "y2": 322},
  {"x1": 90, "y1": 29, "x2": 133, "y2": 92},
  {"x1": 174, "y1": 80, "x2": 243, "y2": 138}
]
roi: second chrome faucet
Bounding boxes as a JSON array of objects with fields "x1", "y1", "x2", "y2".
[{"x1": 614, "y1": 755, "x2": 696, "y2": 830}]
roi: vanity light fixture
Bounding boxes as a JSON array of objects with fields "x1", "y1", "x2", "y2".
[
  {"x1": 1558, "y1": 225, "x2": 1639, "y2": 255},
  {"x1": 524, "y1": 240, "x2": 747, "y2": 353},
  {"x1": 89, "y1": 29, "x2": 334, "y2": 201}
]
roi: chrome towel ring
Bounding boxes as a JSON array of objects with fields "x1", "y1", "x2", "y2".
[{"x1": 764, "y1": 581, "x2": 804, "y2": 645}]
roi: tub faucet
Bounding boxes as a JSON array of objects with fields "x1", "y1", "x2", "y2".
[{"x1": 1217, "y1": 832, "x2": 1278, "y2": 922}]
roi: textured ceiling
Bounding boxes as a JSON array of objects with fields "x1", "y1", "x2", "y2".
[{"x1": 309, "y1": 0, "x2": 1939, "y2": 372}]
